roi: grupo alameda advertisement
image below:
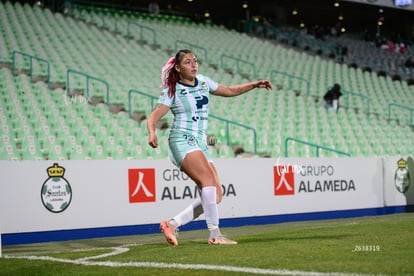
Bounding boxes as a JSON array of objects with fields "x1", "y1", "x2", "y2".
[
  {"x1": 0, "y1": 157, "x2": 385, "y2": 238},
  {"x1": 195, "y1": 157, "x2": 385, "y2": 218},
  {"x1": 273, "y1": 158, "x2": 384, "y2": 212},
  {"x1": 269, "y1": 157, "x2": 384, "y2": 215},
  {"x1": 127, "y1": 165, "x2": 239, "y2": 220},
  {"x1": 128, "y1": 167, "x2": 235, "y2": 203}
]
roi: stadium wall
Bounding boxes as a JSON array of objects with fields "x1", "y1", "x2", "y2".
[{"x1": 0, "y1": 156, "x2": 413, "y2": 245}]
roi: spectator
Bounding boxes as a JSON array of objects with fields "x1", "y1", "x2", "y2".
[
  {"x1": 148, "y1": 1, "x2": 159, "y2": 14},
  {"x1": 405, "y1": 56, "x2": 414, "y2": 68},
  {"x1": 399, "y1": 43, "x2": 406, "y2": 54},
  {"x1": 324, "y1": 83, "x2": 342, "y2": 111},
  {"x1": 387, "y1": 40, "x2": 395, "y2": 52}
]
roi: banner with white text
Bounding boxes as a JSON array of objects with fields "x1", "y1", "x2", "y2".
[{"x1": 0, "y1": 157, "x2": 386, "y2": 236}]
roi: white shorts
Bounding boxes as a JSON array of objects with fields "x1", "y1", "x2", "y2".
[{"x1": 168, "y1": 130, "x2": 212, "y2": 168}]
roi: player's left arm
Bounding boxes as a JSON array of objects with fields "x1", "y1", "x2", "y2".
[{"x1": 213, "y1": 80, "x2": 272, "y2": 97}]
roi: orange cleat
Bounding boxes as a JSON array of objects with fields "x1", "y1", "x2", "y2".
[
  {"x1": 160, "y1": 220, "x2": 178, "y2": 246},
  {"x1": 208, "y1": 235, "x2": 237, "y2": 245}
]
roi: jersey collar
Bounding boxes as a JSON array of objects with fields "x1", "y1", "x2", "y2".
[{"x1": 178, "y1": 77, "x2": 198, "y2": 88}]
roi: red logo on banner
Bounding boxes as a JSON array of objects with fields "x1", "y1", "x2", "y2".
[
  {"x1": 128, "y1": 168, "x2": 156, "y2": 203},
  {"x1": 274, "y1": 166, "x2": 295, "y2": 196}
]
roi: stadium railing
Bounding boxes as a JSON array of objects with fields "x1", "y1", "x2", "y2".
[
  {"x1": 284, "y1": 137, "x2": 351, "y2": 157},
  {"x1": 175, "y1": 40, "x2": 208, "y2": 64},
  {"x1": 126, "y1": 22, "x2": 157, "y2": 47},
  {"x1": 387, "y1": 103, "x2": 414, "y2": 126},
  {"x1": 66, "y1": 69, "x2": 110, "y2": 105},
  {"x1": 220, "y1": 54, "x2": 257, "y2": 80},
  {"x1": 210, "y1": 114, "x2": 258, "y2": 155},
  {"x1": 270, "y1": 70, "x2": 310, "y2": 95},
  {"x1": 341, "y1": 88, "x2": 371, "y2": 117},
  {"x1": 12, "y1": 51, "x2": 51, "y2": 89}
]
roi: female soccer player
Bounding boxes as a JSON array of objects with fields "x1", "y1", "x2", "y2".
[{"x1": 147, "y1": 49, "x2": 272, "y2": 245}]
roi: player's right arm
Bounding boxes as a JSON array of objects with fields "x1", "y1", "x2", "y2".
[{"x1": 147, "y1": 104, "x2": 170, "y2": 148}]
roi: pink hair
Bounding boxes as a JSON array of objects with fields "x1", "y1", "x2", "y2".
[
  {"x1": 161, "y1": 56, "x2": 176, "y2": 89},
  {"x1": 161, "y1": 49, "x2": 192, "y2": 98}
]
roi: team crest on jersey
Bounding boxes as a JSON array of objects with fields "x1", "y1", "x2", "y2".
[
  {"x1": 183, "y1": 133, "x2": 197, "y2": 146},
  {"x1": 188, "y1": 136, "x2": 196, "y2": 146}
]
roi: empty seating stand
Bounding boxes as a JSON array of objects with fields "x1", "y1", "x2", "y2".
[{"x1": 0, "y1": 1, "x2": 413, "y2": 161}]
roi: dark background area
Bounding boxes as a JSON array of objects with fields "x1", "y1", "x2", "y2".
[
  {"x1": 150, "y1": 0, "x2": 414, "y2": 39},
  {"x1": 11, "y1": 0, "x2": 414, "y2": 39}
]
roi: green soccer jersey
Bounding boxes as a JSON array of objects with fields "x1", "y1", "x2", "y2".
[{"x1": 158, "y1": 74, "x2": 218, "y2": 140}]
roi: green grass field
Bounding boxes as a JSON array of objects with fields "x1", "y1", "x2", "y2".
[{"x1": 1, "y1": 213, "x2": 413, "y2": 275}]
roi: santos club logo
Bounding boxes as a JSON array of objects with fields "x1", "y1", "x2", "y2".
[
  {"x1": 41, "y1": 163, "x2": 72, "y2": 213},
  {"x1": 128, "y1": 168, "x2": 156, "y2": 203},
  {"x1": 394, "y1": 158, "x2": 411, "y2": 193}
]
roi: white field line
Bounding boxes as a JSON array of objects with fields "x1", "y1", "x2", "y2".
[
  {"x1": 4, "y1": 245, "x2": 380, "y2": 276},
  {"x1": 75, "y1": 246, "x2": 129, "y2": 262}
]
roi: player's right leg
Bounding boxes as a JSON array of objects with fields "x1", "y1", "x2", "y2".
[
  {"x1": 181, "y1": 150, "x2": 236, "y2": 245},
  {"x1": 168, "y1": 161, "x2": 223, "y2": 231}
]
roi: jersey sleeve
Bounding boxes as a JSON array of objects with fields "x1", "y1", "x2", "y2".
[{"x1": 157, "y1": 88, "x2": 174, "y2": 107}]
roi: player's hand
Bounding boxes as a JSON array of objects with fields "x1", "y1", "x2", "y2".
[
  {"x1": 256, "y1": 80, "x2": 273, "y2": 91},
  {"x1": 148, "y1": 133, "x2": 158, "y2": 148}
]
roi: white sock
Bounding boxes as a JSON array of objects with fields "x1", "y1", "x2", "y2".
[
  {"x1": 170, "y1": 198, "x2": 203, "y2": 228},
  {"x1": 201, "y1": 186, "x2": 221, "y2": 239}
]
